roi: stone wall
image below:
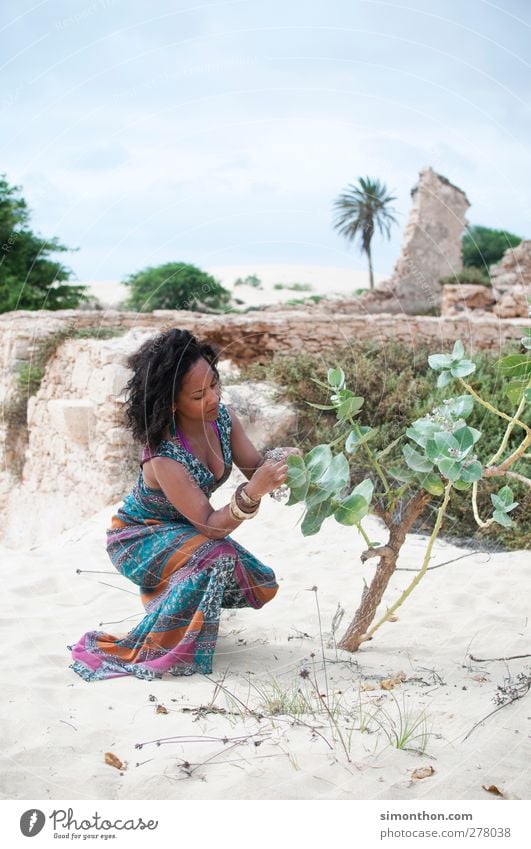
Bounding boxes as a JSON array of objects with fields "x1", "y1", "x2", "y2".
[
  {"x1": 1, "y1": 307, "x2": 527, "y2": 548},
  {"x1": 441, "y1": 240, "x2": 530, "y2": 319},
  {"x1": 1, "y1": 330, "x2": 152, "y2": 548}
]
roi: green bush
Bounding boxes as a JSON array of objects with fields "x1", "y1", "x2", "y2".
[
  {"x1": 239, "y1": 340, "x2": 529, "y2": 550},
  {"x1": 440, "y1": 267, "x2": 491, "y2": 287},
  {"x1": 234, "y1": 274, "x2": 262, "y2": 289},
  {"x1": 463, "y1": 224, "x2": 522, "y2": 271},
  {"x1": 0, "y1": 174, "x2": 88, "y2": 313},
  {"x1": 122, "y1": 262, "x2": 231, "y2": 312}
]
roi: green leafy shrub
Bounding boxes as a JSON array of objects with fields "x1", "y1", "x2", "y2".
[
  {"x1": 0, "y1": 174, "x2": 88, "y2": 312},
  {"x1": 239, "y1": 338, "x2": 529, "y2": 550},
  {"x1": 234, "y1": 274, "x2": 262, "y2": 289},
  {"x1": 463, "y1": 224, "x2": 522, "y2": 271},
  {"x1": 440, "y1": 267, "x2": 491, "y2": 287},
  {"x1": 122, "y1": 262, "x2": 231, "y2": 312}
]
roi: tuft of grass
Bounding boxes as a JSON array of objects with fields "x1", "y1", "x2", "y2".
[
  {"x1": 247, "y1": 676, "x2": 317, "y2": 717},
  {"x1": 367, "y1": 690, "x2": 433, "y2": 754},
  {"x1": 352, "y1": 687, "x2": 384, "y2": 735}
]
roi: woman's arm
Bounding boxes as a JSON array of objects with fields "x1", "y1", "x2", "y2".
[
  {"x1": 226, "y1": 404, "x2": 264, "y2": 481},
  {"x1": 148, "y1": 457, "x2": 248, "y2": 540},
  {"x1": 226, "y1": 404, "x2": 303, "y2": 491},
  {"x1": 148, "y1": 454, "x2": 287, "y2": 538}
]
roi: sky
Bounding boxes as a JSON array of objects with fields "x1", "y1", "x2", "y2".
[{"x1": 1, "y1": 0, "x2": 530, "y2": 284}]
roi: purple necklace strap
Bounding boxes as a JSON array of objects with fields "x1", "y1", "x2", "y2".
[
  {"x1": 142, "y1": 419, "x2": 220, "y2": 464},
  {"x1": 174, "y1": 419, "x2": 218, "y2": 454}
]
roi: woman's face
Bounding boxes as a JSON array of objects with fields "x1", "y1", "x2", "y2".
[{"x1": 173, "y1": 357, "x2": 221, "y2": 423}]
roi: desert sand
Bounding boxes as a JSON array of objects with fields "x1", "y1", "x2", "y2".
[{"x1": 1, "y1": 464, "x2": 529, "y2": 801}]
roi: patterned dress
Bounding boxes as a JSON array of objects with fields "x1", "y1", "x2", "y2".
[{"x1": 68, "y1": 402, "x2": 279, "y2": 682}]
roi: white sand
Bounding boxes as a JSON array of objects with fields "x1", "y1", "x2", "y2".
[
  {"x1": 83, "y1": 263, "x2": 387, "y2": 309},
  {"x1": 1, "y1": 467, "x2": 529, "y2": 801}
]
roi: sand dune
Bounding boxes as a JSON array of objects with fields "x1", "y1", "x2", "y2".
[{"x1": 83, "y1": 264, "x2": 387, "y2": 309}]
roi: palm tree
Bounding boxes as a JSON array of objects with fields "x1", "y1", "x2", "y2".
[{"x1": 333, "y1": 177, "x2": 398, "y2": 290}]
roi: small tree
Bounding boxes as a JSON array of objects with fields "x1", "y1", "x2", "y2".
[
  {"x1": 122, "y1": 262, "x2": 232, "y2": 312},
  {"x1": 283, "y1": 333, "x2": 531, "y2": 651},
  {"x1": 0, "y1": 174, "x2": 87, "y2": 313},
  {"x1": 333, "y1": 177, "x2": 398, "y2": 290},
  {"x1": 463, "y1": 225, "x2": 522, "y2": 273}
]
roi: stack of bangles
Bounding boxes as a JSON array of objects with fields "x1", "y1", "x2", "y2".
[{"x1": 229, "y1": 482, "x2": 261, "y2": 521}]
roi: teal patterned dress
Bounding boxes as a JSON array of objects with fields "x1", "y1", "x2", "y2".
[{"x1": 68, "y1": 402, "x2": 279, "y2": 681}]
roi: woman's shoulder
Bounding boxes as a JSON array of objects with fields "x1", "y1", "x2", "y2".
[
  {"x1": 218, "y1": 400, "x2": 232, "y2": 431},
  {"x1": 141, "y1": 438, "x2": 187, "y2": 465}
]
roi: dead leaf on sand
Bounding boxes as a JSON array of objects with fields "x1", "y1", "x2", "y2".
[
  {"x1": 470, "y1": 674, "x2": 489, "y2": 683},
  {"x1": 360, "y1": 682, "x2": 376, "y2": 691},
  {"x1": 104, "y1": 752, "x2": 124, "y2": 770},
  {"x1": 155, "y1": 704, "x2": 168, "y2": 714},
  {"x1": 411, "y1": 766, "x2": 435, "y2": 780},
  {"x1": 482, "y1": 784, "x2": 507, "y2": 798},
  {"x1": 380, "y1": 670, "x2": 408, "y2": 690}
]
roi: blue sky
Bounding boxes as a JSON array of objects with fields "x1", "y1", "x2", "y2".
[{"x1": 1, "y1": 0, "x2": 530, "y2": 283}]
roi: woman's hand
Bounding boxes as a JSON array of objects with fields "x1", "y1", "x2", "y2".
[{"x1": 245, "y1": 459, "x2": 289, "y2": 500}]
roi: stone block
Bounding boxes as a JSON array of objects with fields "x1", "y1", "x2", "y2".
[
  {"x1": 47, "y1": 399, "x2": 96, "y2": 445},
  {"x1": 441, "y1": 284, "x2": 496, "y2": 316},
  {"x1": 70, "y1": 351, "x2": 92, "y2": 392}
]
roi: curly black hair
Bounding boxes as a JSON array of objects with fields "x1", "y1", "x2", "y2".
[{"x1": 123, "y1": 327, "x2": 220, "y2": 449}]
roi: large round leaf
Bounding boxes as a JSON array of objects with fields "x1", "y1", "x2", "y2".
[
  {"x1": 350, "y1": 477, "x2": 374, "y2": 503},
  {"x1": 497, "y1": 354, "x2": 531, "y2": 379},
  {"x1": 415, "y1": 472, "x2": 445, "y2": 496},
  {"x1": 428, "y1": 353, "x2": 453, "y2": 370},
  {"x1": 436, "y1": 370, "x2": 453, "y2": 388},
  {"x1": 315, "y1": 452, "x2": 350, "y2": 494},
  {"x1": 285, "y1": 455, "x2": 310, "y2": 504},
  {"x1": 434, "y1": 431, "x2": 459, "y2": 456},
  {"x1": 301, "y1": 499, "x2": 335, "y2": 536},
  {"x1": 305, "y1": 445, "x2": 333, "y2": 481},
  {"x1": 443, "y1": 395, "x2": 474, "y2": 419},
  {"x1": 458, "y1": 460, "x2": 482, "y2": 482},
  {"x1": 327, "y1": 367, "x2": 345, "y2": 388},
  {"x1": 453, "y1": 425, "x2": 480, "y2": 454},
  {"x1": 403, "y1": 443, "x2": 434, "y2": 473},
  {"x1": 345, "y1": 426, "x2": 376, "y2": 453},
  {"x1": 437, "y1": 457, "x2": 462, "y2": 481},
  {"x1": 450, "y1": 359, "x2": 476, "y2": 378},
  {"x1": 334, "y1": 493, "x2": 368, "y2": 526}
]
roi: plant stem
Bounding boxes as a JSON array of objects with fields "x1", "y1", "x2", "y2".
[
  {"x1": 313, "y1": 589, "x2": 329, "y2": 703},
  {"x1": 351, "y1": 419, "x2": 391, "y2": 498},
  {"x1": 471, "y1": 480, "x2": 495, "y2": 529},
  {"x1": 458, "y1": 378, "x2": 530, "y2": 433},
  {"x1": 361, "y1": 480, "x2": 452, "y2": 642},
  {"x1": 486, "y1": 432, "x2": 531, "y2": 476},
  {"x1": 488, "y1": 381, "x2": 530, "y2": 465},
  {"x1": 356, "y1": 522, "x2": 373, "y2": 548}
]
